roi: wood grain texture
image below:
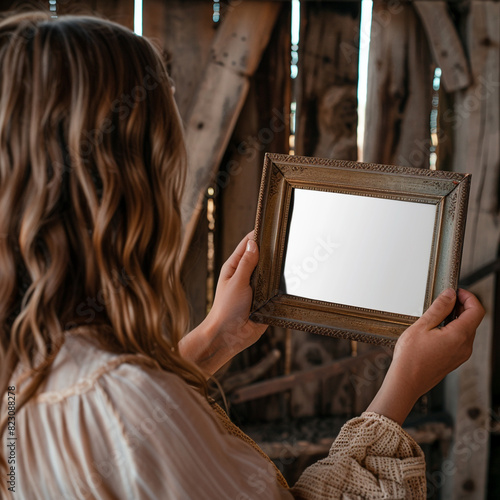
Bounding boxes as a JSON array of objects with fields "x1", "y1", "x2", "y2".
[
  {"x1": 230, "y1": 347, "x2": 388, "y2": 404},
  {"x1": 180, "y1": 2, "x2": 281, "y2": 263},
  {"x1": 181, "y1": 209, "x2": 208, "y2": 329},
  {"x1": 143, "y1": 0, "x2": 216, "y2": 119},
  {"x1": 218, "y1": 4, "x2": 290, "y2": 267},
  {"x1": 295, "y1": 1, "x2": 360, "y2": 160},
  {"x1": 442, "y1": 2, "x2": 500, "y2": 499},
  {"x1": 414, "y1": 1, "x2": 471, "y2": 92},
  {"x1": 143, "y1": 1, "x2": 217, "y2": 329},
  {"x1": 444, "y1": 277, "x2": 494, "y2": 500},
  {"x1": 214, "y1": 5, "x2": 291, "y2": 406},
  {"x1": 363, "y1": 0, "x2": 433, "y2": 168}
]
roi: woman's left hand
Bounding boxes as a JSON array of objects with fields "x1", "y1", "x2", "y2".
[{"x1": 178, "y1": 231, "x2": 268, "y2": 376}]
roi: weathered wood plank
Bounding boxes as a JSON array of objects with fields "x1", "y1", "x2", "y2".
[
  {"x1": 143, "y1": 1, "x2": 217, "y2": 329},
  {"x1": 217, "y1": 5, "x2": 290, "y2": 268},
  {"x1": 214, "y1": 5, "x2": 291, "y2": 419},
  {"x1": 444, "y1": 277, "x2": 494, "y2": 500},
  {"x1": 295, "y1": 1, "x2": 360, "y2": 160},
  {"x1": 414, "y1": 1, "x2": 471, "y2": 92},
  {"x1": 255, "y1": 420, "x2": 452, "y2": 461},
  {"x1": 363, "y1": 0, "x2": 434, "y2": 168},
  {"x1": 179, "y1": 2, "x2": 281, "y2": 262},
  {"x1": 143, "y1": 0, "x2": 216, "y2": 119},
  {"x1": 93, "y1": 0, "x2": 133, "y2": 30},
  {"x1": 221, "y1": 349, "x2": 281, "y2": 395},
  {"x1": 442, "y1": 1, "x2": 499, "y2": 498},
  {"x1": 352, "y1": 341, "x2": 390, "y2": 415},
  {"x1": 231, "y1": 348, "x2": 387, "y2": 404}
]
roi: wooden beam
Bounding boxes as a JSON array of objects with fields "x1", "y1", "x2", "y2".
[
  {"x1": 143, "y1": 1, "x2": 218, "y2": 329},
  {"x1": 143, "y1": 0, "x2": 216, "y2": 119},
  {"x1": 180, "y1": 207, "x2": 209, "y2": 329},
  {"x1": 217, "y1": 3, "x2": 290, "y2": 268},
  {"x1": 220, "y1": 349, "x2": 281, "y2": 395},
  {"x1": 444, "y1": 277, "x2": 494, "y2": 499},
  {"x1": 405, "y1": 422, "x2": 452, "y2": 446},
  {"x1": 255, "y1": 420, "x2": 452, "y2": 461},
  {"x1": 295, "y1": 1, "x2": 360, "y2": 159},
  {"x1": 441, "y1": 2, "x2": 499, "y2": 499},
  {"x1": 363, "y1": 0, "x2": 434, "y2": 168},
  {"x1": 230, "y1": 348, "x2": 388, "y2": 404},
  {"x1": 214, "y1": 5, "x2": 291, "y2": 417},
  {"x1": 180, "y1": 2, "x2": 281, "y2": 263},
  {"x1": 414, "y1": 1, "x2": 471, "y2": 92}
]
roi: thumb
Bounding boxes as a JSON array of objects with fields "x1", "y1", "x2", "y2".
[
  {"x1": 415, "y1": 288, "x2": 457, "y2": 331},
  {"x1": 234, "y1": 239, "x2": 259, "y2": 284}
]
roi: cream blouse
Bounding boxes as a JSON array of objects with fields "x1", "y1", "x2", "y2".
[{"x1": 3, "y1": 333, "x2": 426, "y2": 499}]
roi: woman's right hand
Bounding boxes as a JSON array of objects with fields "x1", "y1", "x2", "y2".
[{"x1": 366, "y1": 288, "x2": 485, "y2": 425}]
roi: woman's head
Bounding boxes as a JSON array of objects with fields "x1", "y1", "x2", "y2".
[{"x1": 0, "y1": 11, "x2": 203, "y2": 427}]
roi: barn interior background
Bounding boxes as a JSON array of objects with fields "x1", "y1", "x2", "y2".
[{"x1": 1, "y1": 0, "x2": 498, "y2": 498}]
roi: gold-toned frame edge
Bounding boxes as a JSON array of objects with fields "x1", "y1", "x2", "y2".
[{"x1": 251, "y1": 153, "x2": 470, "y2": 346}]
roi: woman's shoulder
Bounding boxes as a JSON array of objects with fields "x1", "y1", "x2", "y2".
[
  {"x1": 18, "y1": 332, "x2": 217, "y2": 452},
  {"x1": 21, "y1": 332, "x2": 194, "y2": 408},
  {"x1": 10, "y1": 335, "x2": 274, "y2": 499}
]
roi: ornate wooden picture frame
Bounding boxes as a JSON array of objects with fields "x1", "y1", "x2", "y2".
[{"x1": 250, "y1": 153, "x2": 471, "y2": 346}]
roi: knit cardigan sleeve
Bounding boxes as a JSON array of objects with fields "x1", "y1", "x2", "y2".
[{"x1": 290, "y1": 412, "x2": 426, "y2": 499}]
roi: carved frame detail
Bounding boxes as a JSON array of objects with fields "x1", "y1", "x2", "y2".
[{"x1": 250, "y1": 153, "x2": 471, "y2": 345}]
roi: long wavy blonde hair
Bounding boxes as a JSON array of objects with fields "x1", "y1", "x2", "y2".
[{"x1": 0, "y1": 11, "x2": 206, "y2": 470}]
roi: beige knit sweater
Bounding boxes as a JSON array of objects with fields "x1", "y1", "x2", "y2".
[{"x1": 2, "y1": 333, "x2": 426, "y2": 499}]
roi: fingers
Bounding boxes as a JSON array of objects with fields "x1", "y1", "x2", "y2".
[
  {"x1": 442, "y1": 288, "x2": 485, "y2": 334},
  {"x1": 415, "y1": 288, "x2": 457, "y2": 330},
  {"x1": 233, "y1": 238, "x2": 259, "y2": 283},
  {"x1": 220, "y1": 231, "x2": 255, "y2": 281}
]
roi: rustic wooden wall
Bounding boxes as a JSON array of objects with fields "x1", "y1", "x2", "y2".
[
  {"x1": 295, "y1": 2, "x2": 359, "y2": 161},
  {"x1": 214, "y1": 3, "x2": 292, "y2": 421},
  {"x1": 1, "y1": 1, "x2": 499, "y2": 496},
  {"x1": 363, "y1": 0, "x2": 434, "y2": 169},
  {"x1": 361, "y1": 1, "x2": 438, "y2": 425},
  {"x1": 142, "y1": 0, "x2": 283, "y2": 332},
  {"x1": 364, "y1": 1, "x2": 500, "y2": 498},
  {"x1": 436, "y1": 2, "x2": 499, "y2": 499},
  {"x1": 143, "y1": 0, "x2": 217, "y2": 329},
  {"x1": 177, "y1": 2, "x2": 282, "y2": 263}
]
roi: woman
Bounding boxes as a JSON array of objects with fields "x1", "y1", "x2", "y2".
[{"x1": 0, "y1": 11, "x2": 484, "y2": 500}]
